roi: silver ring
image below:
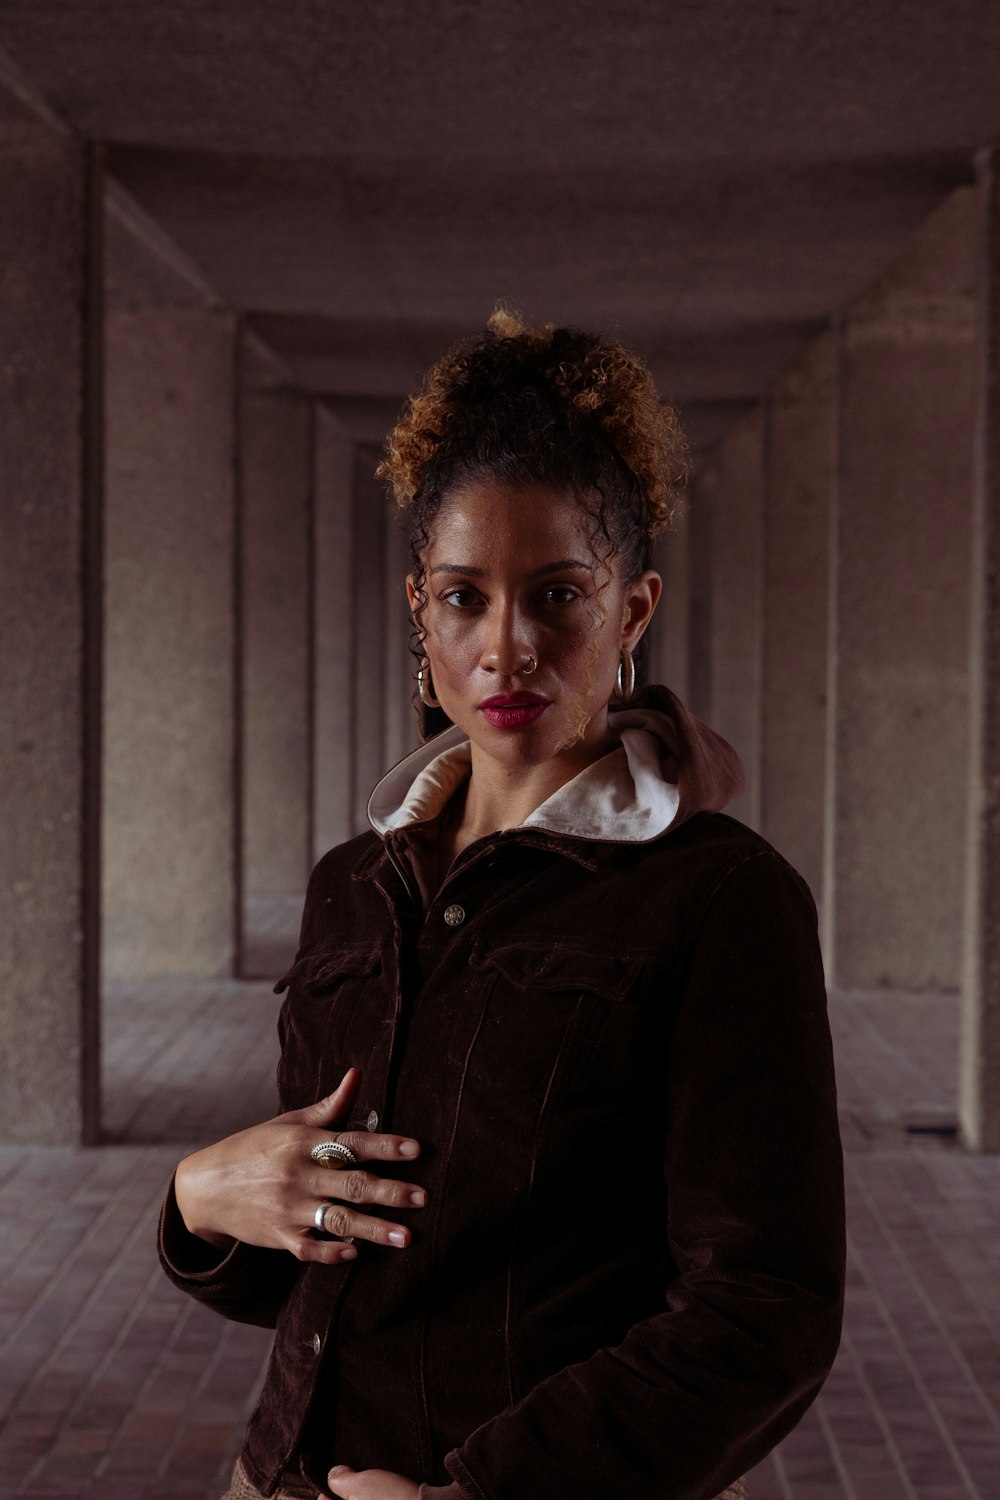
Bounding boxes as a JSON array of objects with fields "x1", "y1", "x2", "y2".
[
  {"x1": 312, "y1": 1201, "x2": 355, "y2": 1243},
  {"x1": 310, "y1": 1139, "x2": 358, "y2": 1170}
]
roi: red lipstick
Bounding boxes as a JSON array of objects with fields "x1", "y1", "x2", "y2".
[{"x1": 479, "y1": 692, "x2": 549, "y2": 730}]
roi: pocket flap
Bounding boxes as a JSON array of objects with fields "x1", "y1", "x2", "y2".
[
  {"x1": 273, "y1": 942, "x2": 382, "y2": 996},
  {"x1": 473, "y1": 942, "x2": 645, "y2": 1001}
]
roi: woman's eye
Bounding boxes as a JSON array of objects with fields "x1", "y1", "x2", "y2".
[
  {"x1": 539, "y1": 586, "x2": 581, "y2": 606},
  {"x1": 440, "y1": 587, "x2": 481, "y2": 607}
]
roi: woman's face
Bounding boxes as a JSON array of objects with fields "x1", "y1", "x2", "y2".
[{"x1": 406, "y1": 479, "x2": 661, "y2": 774}]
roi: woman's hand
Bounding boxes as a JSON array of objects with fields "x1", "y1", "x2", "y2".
[
  {"x1": 324, "y1": 1464, "x2": 420, "y2": 1500},
  {"x1": 173, "y1": 1068, "x2": 427, "y2": 1264}
]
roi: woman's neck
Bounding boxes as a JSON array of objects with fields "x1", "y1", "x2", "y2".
[{"x1": 448, "y1": 730, "x2": 617, "y2": 856}]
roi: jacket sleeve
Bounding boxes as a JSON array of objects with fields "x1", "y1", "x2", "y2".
[
  {"x1": 154, "y1": 854, "x2": 337, "y2": 1325},
  {"x1": 154, "y1": 852, "x2": 361, "y2": 1320},
  {"x1": 157, "y1": 1173, "x2": 301, "y2": 1328},
  {"x1": 421, "y1": 847, "x2": 846, "y2": 1500}
]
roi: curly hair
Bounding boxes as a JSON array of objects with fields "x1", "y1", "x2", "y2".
[
  {"x1": 379, "y1": 308, "x2": 689, "y2": 574},
  {"x1": 378, "y1": 309, "x2": 690, "y2": 732}
]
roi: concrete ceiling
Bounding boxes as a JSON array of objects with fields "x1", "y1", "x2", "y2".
[{"x1": 1, "y1": 1, "x2": 998, "y2": 448}]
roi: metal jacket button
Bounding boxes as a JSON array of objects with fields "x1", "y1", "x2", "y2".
[
  {"x1": 366, "y1": 1110, "x2": 379, "y2": 1132},
  {"x1": 311, "y1": 1332, "x2": 322, "y2": 1355},
  {"x1": 443, "y1": 904, "x2": 465, "y2": 927}
]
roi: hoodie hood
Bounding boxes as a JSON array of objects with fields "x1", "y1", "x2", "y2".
[{"x1": 367, "y1": 684, "x2": 745, "y2": 847}]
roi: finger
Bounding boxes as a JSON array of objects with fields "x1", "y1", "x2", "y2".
[
  {"x1": 324, "y1": 1130, "x2": 421, "y2": 1163},
  {"x1": 310, "y1": 1168, "x2": 427, "y2": 1211},
  {"x1": 294, "y1": 1068, "x2": 360, "y2": 1130},
  {"x1": 326, "y1": 1466, "x2": 355, "y2": 1498},
  {"x1": 287, "y1": 1231, "x2": 358, "y2": 1266},
  {"x1": 311, "y1": 1201, "x2": 413, "y2": 1249}
]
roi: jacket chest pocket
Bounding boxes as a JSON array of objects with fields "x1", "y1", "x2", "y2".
[
  {"x1": 464, "y1": 941, "x2": 650, "y2": 1114},
  {"x1": 274, "y1": 942, "x2": 385, "y2": 1109}
]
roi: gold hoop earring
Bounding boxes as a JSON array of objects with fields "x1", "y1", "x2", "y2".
[
  {"x1": 417, "y1": 659, "x2": 440, "y2": 708},
  {"x1": 614, "y1": 647, "x2": 635, "y2": 703}
]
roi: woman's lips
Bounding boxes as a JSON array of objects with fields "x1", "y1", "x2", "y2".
[{"x1": 479, "y1": 693, "x2": 549, "y2": 730}]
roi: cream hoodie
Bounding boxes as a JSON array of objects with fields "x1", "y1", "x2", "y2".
[{"x1": 367, "y1": 683, "x2": 745, "y2": 847}]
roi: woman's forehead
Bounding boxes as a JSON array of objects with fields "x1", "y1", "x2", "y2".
[{"x1": 429, "y1": 480, "x2": 600, "y2": 561}]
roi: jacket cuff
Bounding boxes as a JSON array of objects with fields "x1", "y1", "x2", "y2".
[
  {"x1": 159, "y1": 1173, "x2": 244, "y2": 1281},
  {"x1": 429, "y1": 1452, "x2": 489, "y2": 1500}
]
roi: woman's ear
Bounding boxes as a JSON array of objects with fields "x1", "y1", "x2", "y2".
[
  {"x1": 621, "y1": 569, "x2": 662, "y2": 650},
  {"x1": 405, "y1": 574, "x2": 419, "y2": 615}
]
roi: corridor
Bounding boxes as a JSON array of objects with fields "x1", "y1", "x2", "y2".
[{"x1": 4, "y1": 4, "x2": 1000, "y2": 1497}]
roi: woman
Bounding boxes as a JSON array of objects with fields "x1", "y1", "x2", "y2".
[{"x1": 160, "y1": 311, "x2": 846, "y2": 1500}]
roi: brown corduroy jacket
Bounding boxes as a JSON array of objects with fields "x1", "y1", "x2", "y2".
[{"x1": 158, "y1": 687, "x2": 846, "y2": 1500}]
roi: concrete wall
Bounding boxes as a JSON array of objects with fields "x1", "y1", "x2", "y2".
[
  {"x1": 960, "y1": 152, "x2": 1000, "y2": 1150},
  {"x1": 761, "y1": 331, "x2": 837, "y2": 910},
  {"x1": 103, "y1": 293, "x2": 238, "y2": 978},
  {"x1": 0, "y1": 114, "x2": 100, "y2": 1142},
  {"x1": 350, "y1": 448, "x2": 388, "y2": 831},
  {"x1": 383, "y1": 508, "x2": 417, "y2": 772},
  {"x1": 831, "y1": 189, "x2": 977, "y2": 991},
  {"x1": 313, "y1": 409, "x2": 356, "y2": 860},
  {"x1": 649, "y1": 502, "x2": 690, "y2": 702},
  {"x1": 239, "y1": 378, "x2": 313, "y2": 904},
  {"x1": 687, "y1": 184, "x2": 996, "y2": 1144},
  {"x1": 686, "y1": 463, "x2": 717, "y2": 723},
  {"x1": 708, "y1": 407, "x2": 765, "y2": 828}
]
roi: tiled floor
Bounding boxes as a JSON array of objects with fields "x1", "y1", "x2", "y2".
[{"x1": 0, "y1": 946, "x2": 997, "y2": 1497}]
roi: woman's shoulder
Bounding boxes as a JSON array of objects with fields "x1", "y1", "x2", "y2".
[
  {"x1": 304, "y1": 830, "x2": 383, "y2": 898},
  {"x1": 629, "y1": 810, "x2": 818, "y2": 928}
]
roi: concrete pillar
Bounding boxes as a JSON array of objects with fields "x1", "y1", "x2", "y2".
[
  {"x1": 686, "y1": 462, "x2": 717, "y2": 723},
  {"x1": 708, "y1": 408, "x2": 765, "y2": 828},
  {"x1": 649, "y1": 501, "x2": 690, "y2": 701},
  {"x1": 238, "y1": 370, "x2": 313, "y2": 930},
  {"x1": 103, "y1": 240, "x2": 238, "y2": 977},
  {"x1": 831, "y1": 188, "x2": 977, "y2": 993},
  {"x1": 760, "y1": 332, "x2": 837, "y2": 911},
  {"x1": 383, "y1": 506, "x2": 417, "y2": 770},
  {"x1": 350, "y1": 448, "x2": 388, "y2": 831},
  {"x1": 0, "y1": 111, "x2": 101, "y2": 1142},
  {"x1": 960, "y1": 153, "x2": 1000, "y2": 1150},
  {"x1": 313, "y1": 409, "x2": 356, "y2": 859}
]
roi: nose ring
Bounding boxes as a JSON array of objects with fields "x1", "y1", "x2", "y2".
[{"x1": 521, "y1": 655, "x2": 537, "y2": 676}]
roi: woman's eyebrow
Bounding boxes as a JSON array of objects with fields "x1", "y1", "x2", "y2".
[
  {"x1": 427, "y1": 559, "x2": 591, "y2": 578},
  {"x1": 525, "y1": 558, "x2": 592, "y2": 579}
]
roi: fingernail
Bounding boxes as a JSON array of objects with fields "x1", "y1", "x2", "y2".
[
  {"x1": 388, "y1": 1229, "x2": 407, "y2": 1246},
  {"x1": 409, "y1": 1190, "x2": 426, "y2": 1206},
  {"x1": 338, "y1": 1245, "x2": 357, "y2": 1260},
  {"x1": 399, "y1": 1140, "x2": 419, "y2": 1157}
]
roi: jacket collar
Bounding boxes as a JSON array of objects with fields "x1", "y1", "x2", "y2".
[{"x1": 366, "y1": 684, "x2": 744, "y2": 848}]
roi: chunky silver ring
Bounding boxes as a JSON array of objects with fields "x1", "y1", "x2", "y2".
[
  {"x1": 310, "y1": 1139, "x2": 358, "y2": 1170},
  {"x1": 312, "y1": 1201, "x2": 355, "y2": 1243}
]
